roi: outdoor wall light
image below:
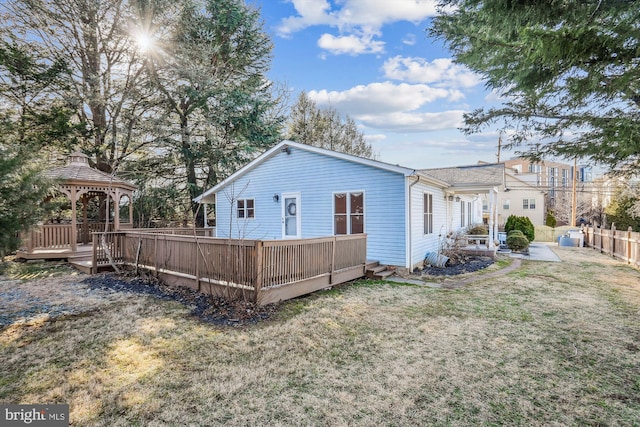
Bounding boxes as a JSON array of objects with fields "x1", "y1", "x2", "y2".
[
  {"x1": 273, "y1": 194, "x2": 280, "y2": 202},
  {"x1": 455, "y1": 196, "x2": 461, "y2": 202},
  {"x1": 281, "y1": 146, "x2": 291, "y2": 154},
  {"x1": 447, "y1": 195, "x2": 454, "y2": 201}
]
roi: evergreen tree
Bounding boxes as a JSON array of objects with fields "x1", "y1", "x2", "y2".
[
  {"x1": 144, "y1": 0, "x2": 283, "y2": 222},
  {"x1": 431, "y1": 0, "x2": 640, "y2": 175},
  {"x1": 0, "y1": 43, "x2": 72, "y2": 256},
  {"x1": 605, "y1": 189, "x2": 640, "y2": 232},
  {"x1": 286, "y1": 92, "x2": 374, "y2": 158}
]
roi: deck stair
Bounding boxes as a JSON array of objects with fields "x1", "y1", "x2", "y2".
[{"x1": 365, "y1": 261, "x2": 395, "y2": 280}]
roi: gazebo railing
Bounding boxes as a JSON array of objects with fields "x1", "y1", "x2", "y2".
[{"x1": 22, "y1": 224, "x2": 73, "y2": 251}]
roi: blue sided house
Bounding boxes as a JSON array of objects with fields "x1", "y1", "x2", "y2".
[{"x1": 195, "y1": 141, "x2": 505, "y2": 270}]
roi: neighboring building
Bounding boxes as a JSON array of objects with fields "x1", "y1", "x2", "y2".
[
  {"x1": 503, "y1": 157, "x2": 592, "y2": 210},
  {"x1": 496, "y1": 170, "x2": 545, "y2": 226},
  {"x1": 195, "y1": 141, "x2": 505, "y2": 269}
]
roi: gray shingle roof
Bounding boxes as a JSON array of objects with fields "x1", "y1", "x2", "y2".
[
  {"x1": 420, "y1": 163, "x2": 505, "y2": 188},
  {"x1": 44, "y1": 152, "x2": 136, "y2": 190}
]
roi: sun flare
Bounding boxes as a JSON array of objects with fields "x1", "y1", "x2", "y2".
[{"x1": 134, "y1": 31, "x2": 154, "y2": 53}]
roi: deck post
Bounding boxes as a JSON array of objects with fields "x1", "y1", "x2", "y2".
[
  {"x1": 195, "y1": 238, "x2": 200, "y2": 292},
  {"x1": 154, "y1": 234, "x2": 158, "y2": 276},
  {"x1": 254, "y1": 240, "x2": 264, "y2": 304},
  {"x1": 330, "y1": 236, "x2": 337, "y2": 284},
  {"x1": 91, "y1": 233, "x2": 98, "y2": 274}
]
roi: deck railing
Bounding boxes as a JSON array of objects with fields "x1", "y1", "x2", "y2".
[
  {"x1": 93, "y1": 232, "x2": 367, "y2": 305},
  {"x1": 20, "y1": 224, "x2": 214, "y2": 254},
  {"x1": 583, "y1": 225, "x2": 640, "y2": 269}
]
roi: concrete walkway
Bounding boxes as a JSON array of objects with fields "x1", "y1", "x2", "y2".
[
  {"x1": 508, "y1": 242, "x2": 562, "y2": 262},
  {"x1": 386, "y1": 242, "x2": 562, "y2": 289}
]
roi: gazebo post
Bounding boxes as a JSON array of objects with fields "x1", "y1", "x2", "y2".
[
  {"x1": 128, "y1": 192, "x2": 134, "y2": 225},
  {"x1": 113, "y1": 190, "x2": 120, "y2": 231},
  {"x1": 70, "y1": 186, "x2": 78, "y2": 252},
  {"x1": 82, "y1": 194, "x2": 89, "y2": 243}
]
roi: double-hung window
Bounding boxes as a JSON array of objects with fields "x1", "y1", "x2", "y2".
[
  {"x1": 334, "y1": 192, "x2": 364, "y2": 234},
  {"x1": 460, "y1": 200, "x2": 466, "y2": 227},
  {"x1": 523, "y1": 198, "x2": 536, "y2": 209},
  {"x1": 237, "y1": 199, "x2": 255, "y2": 218},
  {"x1": 424, "y1": 193, "x2": 433, "y2": 234},
  {"x1": 503, "y1": 199, "x2": 510, "y2": 210}
]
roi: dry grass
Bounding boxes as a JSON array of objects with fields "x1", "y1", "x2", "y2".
[{"x1": 2, "y1": 247, "x2": 640, "y2": 426}]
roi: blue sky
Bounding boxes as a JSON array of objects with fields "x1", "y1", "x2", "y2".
[{"x1": 254, "y1": 0, "x2": 511, "y2": 169}]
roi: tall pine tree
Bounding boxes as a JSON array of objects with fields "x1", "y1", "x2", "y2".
[{"x1": 431, "y1": 0, "x2": 639, "y2": 174}]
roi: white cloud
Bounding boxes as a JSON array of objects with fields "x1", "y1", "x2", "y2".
[
  {"x1": 382, "y1": 56, "x2": 481, "y2": 88},
  {"x1": 277, "y1": 0, "x2": 337, "y2": 37},
  {"x1": 317, "y1": 33, "x2": 385, "y2": 55},
  {"x1": 308, "y1": 81, "x2": 457, "y2": 115},
  {"x1": 364, "y1": 133, "x2": 387, "y2": 141},
  {"x1": 308, "y1": 81, "x2": 466, "y2": 132},
  {"x1": 484, "y1": 89, "x2": 507, "y2": 102},
  {"x1": 402, "y1": 33, "x2": 417, "y2": 46},
  {"x1": 277, "y1": 0, "x2": 439, "y2": 36},
  {"x1": 277, "y1": 0, "x2": 438, "y2": 55},
  {"x1": 356, "y1": 110, "x2": 465, "y2": 132}
]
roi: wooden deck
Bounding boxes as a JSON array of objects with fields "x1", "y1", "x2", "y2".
[
  {"x1": 92, "y1": 232, "x2": 368, "y2": 305},
  {"x1": 16, "y1": 244, "x2": 93, "y2": 261}
]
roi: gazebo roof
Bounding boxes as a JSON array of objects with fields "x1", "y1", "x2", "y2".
[{"x1": 44, "y1": 152, "x2": 136, "y2": 191}]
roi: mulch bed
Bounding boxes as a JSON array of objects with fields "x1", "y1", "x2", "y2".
[
  {"x1": 417, "y1": 256, "x2": 495, "y2": 277},
  {"x1": 81, "y1": 274, "x2": 280, "y2": 327}
]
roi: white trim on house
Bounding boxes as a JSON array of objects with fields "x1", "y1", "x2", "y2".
[
  {"x1": 281, "y1": 192, "x2": 301, "y2": 239},
  {"x1": 331, "y1": 190, "x2": 366, "y2": 235}
]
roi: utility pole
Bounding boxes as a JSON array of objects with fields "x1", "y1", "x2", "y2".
[
  {"x1": 496, "y1": 132, "x2": 502, "y2": 163},
  {"x1": 571, "y1": 158, "x2": 578, "y2": 226}
]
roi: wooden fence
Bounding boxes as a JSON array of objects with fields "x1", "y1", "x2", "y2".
[
  {"x1": 93, "y1": 232, "x2": 367, "y2": 305},
  {"x1": 534, "y1": 225, "x2": 581, "y2": 242},
  {"x1": 583, "y1": 225, "x2": 640, "y2": 269}
]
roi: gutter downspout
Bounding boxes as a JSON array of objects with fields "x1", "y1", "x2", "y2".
[{"x1": 407, "y1": 173, "x2": 420, "y2": 269}]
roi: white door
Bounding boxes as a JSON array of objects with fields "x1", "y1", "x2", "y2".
[{"x1": 282, "y1": 193, "x2": 301, "y2": 238}]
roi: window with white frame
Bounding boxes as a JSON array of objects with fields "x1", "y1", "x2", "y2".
[
  {"x1": 467, "y1": 201, "x2": 472, "y2": 225},
  {"x1": 503, "y1": 199, "x2": 510, "y2": 210},
  {"x1": 460, "y1": 200, "x2": 466, "y2": 227},
  {"x1": 334, "y1": 192, "x2": 364, "y2": 235},
  {"x1": 523, "y1": 198, "x2": 536, "y2": 209},
  {"x1": 424, "y1": 193, "x2": 433, "y2": 234},
  {"x1": 237, "y1": 199, "x2": 255, "y2": 218}
]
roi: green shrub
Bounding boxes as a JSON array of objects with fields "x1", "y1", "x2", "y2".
[
  {"x1": 505, "y1": 215, "x2": 535, "y2": 241},
  {"x1": 466, "y1": 224, "x2": 488, "y2": 235},
  {"x1": 545, "y1": 211, "x2": 557, "y2": 228},
  {"x1": 507, "y1": 232, "x2": 529, "y2": 251}
]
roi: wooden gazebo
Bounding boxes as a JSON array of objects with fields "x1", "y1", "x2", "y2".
[{"x1": 16, "y1": 152, "x2": 136, "y2": 260}]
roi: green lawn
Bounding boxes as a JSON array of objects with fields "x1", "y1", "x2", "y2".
[{"x1": 1, "y1": 246, "x2": 640, "y2": 426}]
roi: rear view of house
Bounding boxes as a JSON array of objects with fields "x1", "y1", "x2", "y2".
[{"x1": 196, "y1": 141, "x2": 504, "y2": 270}]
